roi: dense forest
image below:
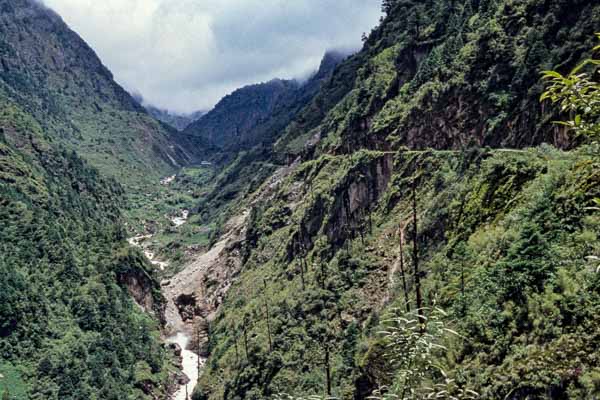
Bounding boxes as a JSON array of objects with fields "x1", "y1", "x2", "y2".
[
  {"x1": 0, "y1": 92, "x2": 170, "y2": 399},
  {"x1": 0, "y1": 0, "x2": 599, "y2": 399},
  {"x1": 0, "y1": 1, "x2": 177, "y2": 398}
]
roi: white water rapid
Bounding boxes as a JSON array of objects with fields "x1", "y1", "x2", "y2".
[{"x1": 166, "y1": 332, "x2": 203, "y2": 400}]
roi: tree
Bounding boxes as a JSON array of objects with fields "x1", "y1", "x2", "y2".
[
  {"x1": 411, "y1": 179, "x2": 424, "y2": 327},
  {"x1": 2, "y1": 389, "x2": 9, "y2": 400},
  {"x1": 541, "y1": 34, "x2": 600, "y2": 139},
  {"x1": 263, "y1": 279, "x2": 273, "y2": 352},
  {"x1": 381, "y1": 0, "x2": 397, "y2": 15},
  {"x1": 397, "y1": 222, "x2": 410, "y2": 313},
  {"x1": 541, "y1": 34, "x2": 600, "y2": 209}
]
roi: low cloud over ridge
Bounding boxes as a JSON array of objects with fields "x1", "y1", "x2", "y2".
[{"x1": 43, "y1": 0, "x2": 382, "y2": 113}]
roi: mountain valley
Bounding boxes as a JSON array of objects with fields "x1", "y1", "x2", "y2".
[{"x1": 1, "y1": 0, "x2": 600, "y2": 399}]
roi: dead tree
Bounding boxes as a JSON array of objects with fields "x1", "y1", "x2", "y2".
[
  {"x1": 234, "y1": 334, "x2": 240, "y2": 366},
  {"x1": 298, "y1": 229, "x2": 307, "y2": 290},
  {"x1": 325, "y1": 344, "x2": 332, "y2": 396},
  {"x1": 263, "y1": 279, "x2": 273, "y2": 352},
  {"x1": 242, "y1": 316, "x2": 250, "y2": 361},
  {"x1": 412, "y1": 179, "x2": 424, "y2": 327},
  {"x1": 196, "y1": 322, "x2": 202, "y2": 376},
  {"x1": 398, "y1": 223, "x2": 411, "y2": 313}
]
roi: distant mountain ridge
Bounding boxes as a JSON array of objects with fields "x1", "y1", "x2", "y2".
[
  {"x1": 181, "y1": 50, "x2": 349, "y2": 155},
  {"x1": 145, "y1": 105, "x2": 205, "y2": 131}
]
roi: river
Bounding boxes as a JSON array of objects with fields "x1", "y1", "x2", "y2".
[
  {"x1": 127, "y1": 207, "x2": 202, "y2": 399},
  {"x1": 166, "y1": 333, "x2": 203, "y2": 400}
]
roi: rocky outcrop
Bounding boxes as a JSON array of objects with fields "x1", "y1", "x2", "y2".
[
  {"x1": 115, "y1": 247, "x2": 166, "y2": 323},
  {"x1": 163, "y1": 209, "x2": 248, "y2": 336},
  {"x1": 283, "y1": 152, "x2": 394, "y2": 261},
  {"x1": 121, "y1": 270, "x2": 157, "y2": 314}
]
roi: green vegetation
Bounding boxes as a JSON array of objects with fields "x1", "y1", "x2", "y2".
[
  {"x1": 2, "y1": 0, "x2": 600, "y2": 399},
  {"x1": 0, "y1": 73, "x2": 171, "y2": 399},
  {"x1": 195, "y1": 146, "x2": 600, "y2": 399},
  {"x1": 278, "y1": 0, "x2": 600, "y2": 156},
  {"x1": 125, "y1": 165, "x2": 219, "y2": 271},
  {"x1": 541, "y1": 34, "x2": 600, "y2": 139},
  {"x1": 0, "y1": 363, "x2": 28, "y2": 399},
  {"x1": 188, "y1": 1, "x2": 600, "y2": 399},
  {"x1": 0, "y1": 0, "x2": 186, "y2": 188}
]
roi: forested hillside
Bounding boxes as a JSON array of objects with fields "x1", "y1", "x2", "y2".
[
  {"x1": 0, "y1": 91, "x2": 170, "y2": 399},
  {"x1": 277, "y1": 0, "x2": 599, "y2": 156},
  {"x1": 0, "y1": 0, "x2": 189, "y2": 185},
  {"x1": 1, "y1": 0, "x2": 599, "y2": 399},
  {"x1": 0, "y1": 1, "x2": 184, "y2": 398},
  {"x1": 188, "y1": 0, "x2": 600, "y2": 399}
]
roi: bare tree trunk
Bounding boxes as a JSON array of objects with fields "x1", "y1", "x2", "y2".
[
  {"x1": 398, "y1": 224, "x2": 410, "y2": 313},
  {"x1": 299, "y1": 258, "x2": 305, "y2": 290},
  {"x1": 412, "y1": 179, "x2": 424, "y2": 328},
  {"x1": 243, "y1": 319, "x2": 249, "y2": 361},
  {"x1": 325, "y1": 344, "x2": 332, "y2": 396},
  {"x1": 196, "y1": 323, "x2": 201, "y2": 376},
  {"x1": 263, "y1": 280, "x2": 273, "y2": 352},
  {"x1": 319, "y1": 263, "x2": 326, "y2": 289},
  {"x1": 460, "y1": 260, "x2": 467, "y2": 315},
  {"x1": 235, "y1": 335, "x2": 239, "y2": 366},
  {"x1": 298, "y1": 230, "x2": 307, "y2": 290},
  {"x1": 461, "y1": 262, "x2": 465, "y2": 298}
]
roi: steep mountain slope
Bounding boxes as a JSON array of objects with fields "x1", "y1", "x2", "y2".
[
  {"x1": 183, "y1": 51, "x2": 348, "y2": 156},
  {"x1": 0, "y1": 0, "x2": 189, "y2": 185},
  {"x1": 196, "y1": 147, "x2": 599, "y2": 400},
  {"x1": 182, "y1": 1, "x2": 600, "y2": 399},
  {"x1": 0, "y1": 1, "x2": 192, "y2": 398},
  {"x1": 276, "y1": 0, "x2": 600, "y2": 157},
  {"x1": 0, "y1": 90, "x2": 171, "y2": 399}
]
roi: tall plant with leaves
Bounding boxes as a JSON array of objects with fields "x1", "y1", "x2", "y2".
[
  {"x1": 541, "y1": 33, "x2": 600, "y2": 297},
  {"x1": 368, "y1": 308, "x2": 478, "y2": 400},
  {"x1": 541, "y1": 34, "x2": 600, "y2": 139}
]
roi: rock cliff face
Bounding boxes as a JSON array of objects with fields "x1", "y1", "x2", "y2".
[
  {"x1": 281, "y1": 153, "x2": 394, "y2": 261},
  {"x1": 119, "y1": 266, "x2": 164, "y2": 321}
]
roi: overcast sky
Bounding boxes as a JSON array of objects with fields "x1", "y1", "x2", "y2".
[{"x1": 43, "y1": 0, "x2": 382, "y2": 114}]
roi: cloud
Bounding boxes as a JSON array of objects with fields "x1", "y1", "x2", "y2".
[{"x1": 43, "y1": 0, "x2": 382, "y2": 113}]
